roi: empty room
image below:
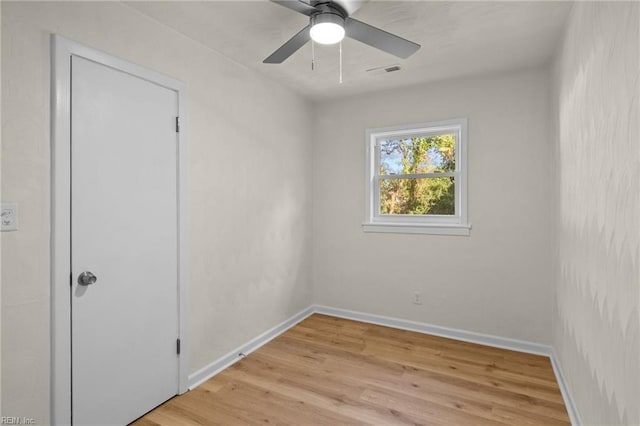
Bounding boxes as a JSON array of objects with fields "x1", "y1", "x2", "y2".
[{"x1": 1, "y1": 0, "x2": 638, "y2": 425}]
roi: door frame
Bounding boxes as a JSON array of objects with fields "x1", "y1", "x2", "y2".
[{"x1": 50, "y1": 35, "x2": 189, "y2": 425}]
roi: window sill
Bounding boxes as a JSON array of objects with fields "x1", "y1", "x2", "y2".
[{"x1": 362, "y1": 222, "x2": 471, "y2": 236}]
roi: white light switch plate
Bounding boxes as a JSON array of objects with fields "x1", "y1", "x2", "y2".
[{"x1": 1, "y1": 203, "x2": 18, "y2": 231}]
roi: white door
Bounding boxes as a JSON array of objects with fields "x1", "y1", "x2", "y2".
[{"x1": 71, "y1": 55, "x2": 179, "y2": 425}]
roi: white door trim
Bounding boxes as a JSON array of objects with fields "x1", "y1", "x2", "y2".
[{"x1": 50, "y1": 35, "x2": 189, "y2": 425}]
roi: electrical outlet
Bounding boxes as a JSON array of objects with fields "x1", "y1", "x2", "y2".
[
  {"x1": 413, "y1": 292, "x2": 422, "y2": 305},
  {"x1": 1, "y1": 203, "x2": 18, "y2": 232}
]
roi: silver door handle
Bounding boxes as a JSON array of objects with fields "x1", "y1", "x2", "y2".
[{"x1": 78, "y1": 271, "x2": 97, "y2": 286}]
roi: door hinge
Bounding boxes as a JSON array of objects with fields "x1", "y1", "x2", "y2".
[
  {"x1": 175, "y1": 116, "x2": 180, "y2": 133},
  {"x1": 177, "y1": 338, "x2": 181, "y2": 355},
  {"x1": 70, "y1": 273, "x2": 73, "y2": 286}
]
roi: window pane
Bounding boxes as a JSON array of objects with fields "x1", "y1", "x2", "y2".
[
  {"x1": 380, "y1": 177, "x2": 455, "y2": 215},
  {"x1": 379, "y1": 134, "x2": 456, "y2": 175}
]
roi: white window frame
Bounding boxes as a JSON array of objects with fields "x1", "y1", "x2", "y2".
[{"x1": 363, "y1": 118, "x2": 471, "y2": 235}]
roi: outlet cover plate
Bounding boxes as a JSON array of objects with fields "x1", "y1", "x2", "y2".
[{"x1": 1, "y1": 203, "x2": 18, "y2": 231}]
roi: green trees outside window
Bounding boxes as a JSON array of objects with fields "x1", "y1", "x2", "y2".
[{"x1": 379, "y1": 135, "x2": 456, "y2": 215}]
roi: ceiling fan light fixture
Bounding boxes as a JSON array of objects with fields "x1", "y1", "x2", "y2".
[
  {"x1": 310, "y1": 22, "x2": 345, "y2": 44},
  {"x1": 310, "y1": 13, "x2": 345, "y2": 45}
]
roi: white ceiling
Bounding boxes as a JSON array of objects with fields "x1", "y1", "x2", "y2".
[{"x1": 126, "y1": 0, "x2": 572, "y2": 101}]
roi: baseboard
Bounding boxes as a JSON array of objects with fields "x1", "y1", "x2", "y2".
[
  {"x1": 186, "y1": 303, "x2": 580, "y2": 425},
  {"x1": 313, "y1": 305, "x2": 551, "y2": 356},
  {"x1": 187, "y1": 305, "x2": 314, "y2": 389},
  {"x1": 314, "y1": 305, "x2": 582, "y2": 425},
  {"x1": 550, "y1": 348, "x2": 582, "y2": 426}
]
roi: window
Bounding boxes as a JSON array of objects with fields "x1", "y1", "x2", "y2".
[{"x1": 363, "y1": 119, "x2": 470, "y2": 235}]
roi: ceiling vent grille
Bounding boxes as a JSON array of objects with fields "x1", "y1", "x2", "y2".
[{"x1": 366, "y1": 64, "x2": 402, "y2": 75}]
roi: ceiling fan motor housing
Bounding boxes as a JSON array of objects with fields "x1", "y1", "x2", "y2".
[{"x1": 310, "y1": 3, "x2": 347, "y2": 28}]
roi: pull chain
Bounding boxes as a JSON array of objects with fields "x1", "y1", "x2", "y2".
[
  {"x1": 339, "y1": 41, "x2": 343, "y2": 84},
  {"x1": 311, "y1": 40, "x2": 315, "y2": 71}
]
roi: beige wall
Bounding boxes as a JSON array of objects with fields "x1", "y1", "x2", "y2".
[
  {"x1": 552, "y1": 2, "x2": 640, "y2": 424},
  {"x1": 4, "y1": 1, "x2": 640, "y2": 424},
  {"x1": 1, "y1": 2, "x2": 313, "y2": 422},
  {"x1": 312, "y1": 69, "x2": 553, "y2": 344},
  {"x1": 0, "y1": 1, "x2": 3, "y2": 418}
]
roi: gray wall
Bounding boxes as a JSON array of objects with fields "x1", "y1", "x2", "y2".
[
  {"x1": 313, "y1": 68, "x2": 553, "y2": 345},
  {"x1": 552, "y1": 2, "x2": 640, "y2": 424},
  {"x1": 1, "y1": 2, "x2": 313, "y2": 422}
]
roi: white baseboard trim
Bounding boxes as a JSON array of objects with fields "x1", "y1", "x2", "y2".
[
  {"x1": 550, "y1": 348, "x2": 582, "y2": 426},
  {"x1": 187, "y1": 305, "x2": 314, "y2": 389},
  {"x1": 313, "y1": 304, "x2": 581, "y2": 425},
  {"x1": 187, "y1": 303, "x2": 580, "y2": 425},
  {"x1": 313, "y1": 305, "x2": 551, "y2": 356}
]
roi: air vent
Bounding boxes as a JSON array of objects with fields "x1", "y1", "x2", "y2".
[{"x1": 366, "y1": 64, "x2": 402, "y2": 76}]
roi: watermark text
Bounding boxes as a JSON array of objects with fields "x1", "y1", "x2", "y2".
[{"x1": 0, "y1": 417, "x2": 36, "y2": 425}]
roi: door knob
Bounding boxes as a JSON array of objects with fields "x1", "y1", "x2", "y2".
[{"x1": 78, "y1": 271, "x2": 97, "y2": 286}]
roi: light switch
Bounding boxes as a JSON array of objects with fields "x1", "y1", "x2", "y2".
[{"x1": 1, "y1": 203, "x2": 18, "y2": 231}]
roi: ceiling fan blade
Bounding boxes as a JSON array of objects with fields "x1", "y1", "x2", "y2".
[
  {"x1": 345, "y1": 18, "x2": 420, "y2": 59},
  {"x1": 263, "y1": 25, "x2": 311, "y2": 63},
  {"x1": 271, "y1": 0, "x2": 318, "y2": 16}
]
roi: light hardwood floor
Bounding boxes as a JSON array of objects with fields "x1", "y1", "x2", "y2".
[{"x1": 132, "y1": 314, "x2": 570, "y2": 425}]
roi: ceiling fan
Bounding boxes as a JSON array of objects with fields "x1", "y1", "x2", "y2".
[{"x1": 263, "y1": 0, "x2": 421, "y2": 64}]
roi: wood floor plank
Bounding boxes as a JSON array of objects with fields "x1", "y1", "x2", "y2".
[
  {"x1": 398, "y1": 368, "x2": 568, "y2": 423},
  {"x1": 362, "y1": 344, "x2": 565, "y2": 404},
  {"x1": 362, "y1": 329, "x2": 557, "y2": 382},
  {"x1": 131, "y1": 314, "x2": 570, "y2": 425},
  {"x1": 359, "y1": 386, "x2": 508, "y2": 426}
]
